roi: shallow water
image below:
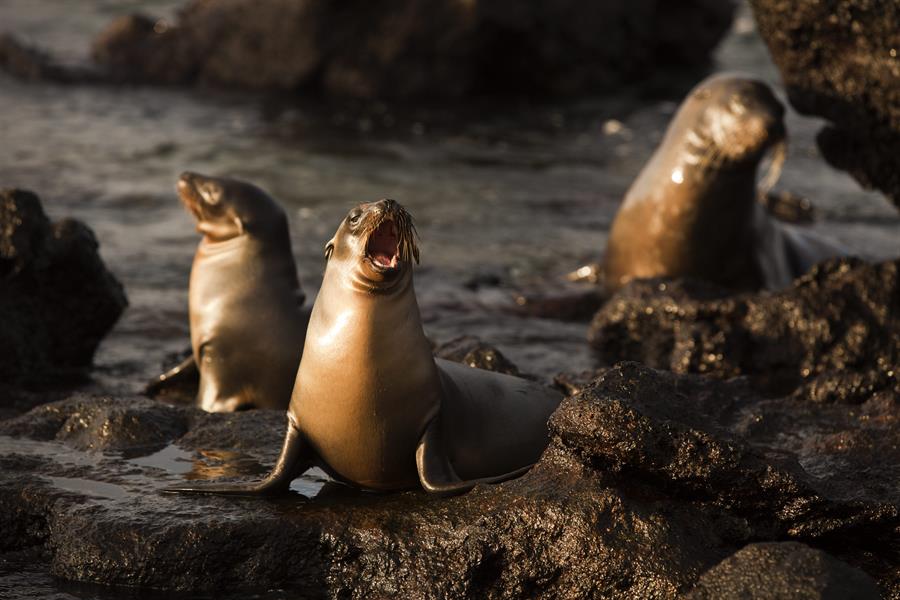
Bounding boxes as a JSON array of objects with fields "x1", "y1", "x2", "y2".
[
  {"x1": 2, "y1": 1, "x2": 898, "y2": 394},
  {"x1": 0, "y1": 1, "x2": 899, "y2": 597}
]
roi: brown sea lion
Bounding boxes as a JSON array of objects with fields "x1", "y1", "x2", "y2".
[
  {"x1": 149, "y1": 172, "x2": 310, "y2": 412},
  {"x1": 603, "y1": 73, "x2": 847, "y2": 292},
  {"x1": 167, "y1": 199, "x2": 562, "y2": 496}
]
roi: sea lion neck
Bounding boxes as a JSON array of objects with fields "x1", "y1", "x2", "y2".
[{"x1": 196, "y1": 232, "x2": 247, "y2": 254}]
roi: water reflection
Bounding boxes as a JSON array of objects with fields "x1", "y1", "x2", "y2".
[{"x1": 46, "y1": 476, "x2": 130, "y2": 500}]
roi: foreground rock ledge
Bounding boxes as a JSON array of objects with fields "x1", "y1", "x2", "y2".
[{"x1": 0, "y1": 361, "x2": 896, "y2": 597}]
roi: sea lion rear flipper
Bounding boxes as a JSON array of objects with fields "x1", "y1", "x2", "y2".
[
  {"x1": 164, "y1": 416, "x2": 312, "y2": 497},
  {"x1": 415, "y1": 417, "x2": 532, "y2": 496},
  {"x1": 145, "y1": 354, "x2": 199, "y2": 397}
]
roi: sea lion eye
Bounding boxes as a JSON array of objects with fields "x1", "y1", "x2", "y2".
[
  {"x1": 349, "y1": 213, "x2": 361, "y2": 225},
  {"x1": 199, "y1": 182, "x2": 223, "y2": 205}
]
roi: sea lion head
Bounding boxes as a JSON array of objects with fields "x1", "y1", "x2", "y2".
[
  {"x1": 324, "y1": 198, "x2": 419, "y2": 292},
  {"x1": 177, "y1": 171, "x2": 287, "y2": 242},
  {"x1": 678, "y1": 74, "x2": 786, "y2": 172}
]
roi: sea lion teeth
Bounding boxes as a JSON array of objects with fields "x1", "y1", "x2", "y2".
[
  {"x1": 146, "y1": 172, "x2": 311, "y2": 412},
  {"x1": 166, "y1": 198, "x2": 562, "y2": 497}
]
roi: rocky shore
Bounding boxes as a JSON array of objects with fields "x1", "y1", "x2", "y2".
[
  {"x1": 1, "y1": 2, "x2": 898, "y2": 597},
  {"x1": 0, "y1": 351, "x2": 895, "y2": 597},
  {"x1": 0, "y1": 230, "x2": 897, "y2": 597}
]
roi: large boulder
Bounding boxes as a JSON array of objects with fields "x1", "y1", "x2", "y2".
[
  {"x1": 0, "y1": 189, "x2": 127, "y2": 384},
  {"x1": 588, "y1": 258, "x2": 899, "y2": 396},
  {"x1": 78, "y1": 0, "x2": 736, "y2": 98},
  {"x1": 749, "y1": 0, "x2": 900, "y2": 209},
  {"x1": 0, "y1": 360, "x2": 896, "y2": 596}
]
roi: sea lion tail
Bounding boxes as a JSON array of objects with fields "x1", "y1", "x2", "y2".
[{"x1": 163, "y1": 417, "x2": 310, "y2": 497}]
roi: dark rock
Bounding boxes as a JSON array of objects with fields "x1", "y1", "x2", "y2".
[
  {"x1": 686, "y1": 542, "x2": 882, "y2": 600},
  {"x1": 0, "y1": 361, "x2": 896, "y2": 596},
  {"x1": 433, "y1": 335, "x2": 521, "y2": 376},
  {"x1": 0, "y1": 34, "x2": 101, "y2": 84},
  {"x1": 588, "y1": 258, "x2": 900, "y2": 396},
  {"x1": 6, "y1": 0, "x2": 736, "y2": 99},
  {"x1": 749, "y1": 0, "x2": 900, "y2": 209},
  {"x1": 552, "y1": 368, "x2": 608, "y2": 396},
  {"x1": 510, "y1": 284, "x2": 609, "y2": 322},
  {"x1": 0, "y1": 189, "x2": 127, "y2": 385},
  {"x1": 0, "y1": 395, "x2": 191, "y2": 452}
]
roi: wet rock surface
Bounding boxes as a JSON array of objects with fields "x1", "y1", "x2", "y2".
[
  {"x1": 434, "y1": 335, "x2": 523, "y2": 376},
  {"x1": 588, "y1": 258, "x2": 900, "y2": 396},
  {"x1": 749, "y1": 0, "x2": 900, "y2": 208},
  {"x1": 3, "y1": 0, "x2": 735, "y2": 98},
  {"x1": 0, "y1": 359, "x2": 896, "y2": 597},
  {"x1": 686, "y1": 542, "x2": 881, "y2": 600},
  {"x1": 0, "y1": 189, "x2": 127, "y2": 385}
]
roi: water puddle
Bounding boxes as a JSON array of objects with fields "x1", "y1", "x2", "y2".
[
  {"x1": 290, "y1": 467, "x2": 330, "y2": 497},
  {"x1": 125, "y1": 442, "x2": 332, "y2": 497},
  {"x1": 127, "y1": 442, "x2": 195, "y2": 474},
  {"x1": 45, "y1": 476, "x2": 130, "y2": 500}
]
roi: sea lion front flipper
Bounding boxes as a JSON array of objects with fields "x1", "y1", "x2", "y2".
[
  {"x1": 164, "y1": 416, "x2": 312, "y2": 497},
  {"x1": 415, "y1": 417, "x2": 533, "y2": 496},
  {"x1": 145, "y1": 354, "x2": 199, "y2": 397}
]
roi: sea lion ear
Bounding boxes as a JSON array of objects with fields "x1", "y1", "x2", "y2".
[
  {"x1": 233, "y1": 216, "x2": 244, "y2": 236},
  {"x1": 324, "y1": 239, "x2": 335, "y2": 260}
]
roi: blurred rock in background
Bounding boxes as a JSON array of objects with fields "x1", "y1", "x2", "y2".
[
  {"x1": 750, "y1": 0, "x2": 900, "y2": 210},
  {"x1": 82, "y1": 0, "x2": 736, "y2": 98},
  {"x1": 0, "y1": 189, "x2": 127, "y2": 385}
]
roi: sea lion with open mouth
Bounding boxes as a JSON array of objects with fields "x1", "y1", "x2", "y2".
[
  {"x1": 602, "y1": 73, "x2": 848, "y2": 292},
  {"x1": 148, "y1": 172, "x2": 311, "y2": 412},
  {"x1": 166, "y1": 199, "x2": 563, "y2": 496}
]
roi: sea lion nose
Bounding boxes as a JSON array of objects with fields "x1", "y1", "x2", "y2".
[
  {"x1": 179, "y1": 171, "x2": 199, "y2": 186},
  {"x1": 375, "y1": 198, "x2": 399, "y2": 214}
]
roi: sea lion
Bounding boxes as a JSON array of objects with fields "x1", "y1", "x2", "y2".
[
  {"x1": 167, "y1": 199, "x2": 562, "y2": 496},
  {"x1": 149, "y1": 172, "x2": 310, "y2": 412},
  {"x1": 602, "y1": 73, "x2": 847, "y2": 292}
]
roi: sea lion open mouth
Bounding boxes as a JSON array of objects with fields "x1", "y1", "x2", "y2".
[{"x1": 366, "y1": 218, "x2": 401, "y2": 270}]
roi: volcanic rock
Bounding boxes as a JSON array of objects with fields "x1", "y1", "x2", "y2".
[
  {"x1": 3, "y1": 0, "x2": 736, "y2": 99},
  {"x1": 749, "y1": 0, "x2": 900, "y2": 209},
  {"x1": 434, "y1": 335, "x2": 522, "y2": 376},
  {"x1": 0, "y1": 189, "x2": 127, "y2": 385},
  {"x1": 588, "y1": 258, "x2": 900, "y2": 396},
  {"x1": 686, "y1": 542, "x2": 881, "y2": 600},
  {"x1": 0, "y1": 360, "x2": 896, "y2": 597}
]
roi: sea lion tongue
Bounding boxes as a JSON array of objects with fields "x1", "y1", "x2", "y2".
[{"x1": 368, "y1": 219, "x2": 400, "y2": 268}]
